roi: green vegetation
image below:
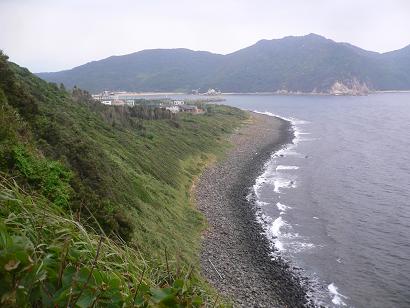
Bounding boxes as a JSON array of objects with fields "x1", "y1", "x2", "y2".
[
  {"x1": 0, "y1": 177, "x2": 212, "y2": 307},
  {"x1": 37, "y1": 34, "x2": 410, "y2": 93},
  {"x1": 0, "y1": 51, "x2": 248, "y2": 306}
]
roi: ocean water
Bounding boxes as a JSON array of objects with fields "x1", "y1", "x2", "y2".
[{"x1": 220, "y1": 93, "x2": 410, "y2": 307}]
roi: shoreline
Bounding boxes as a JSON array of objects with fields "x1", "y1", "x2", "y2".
[
  {"x1": 195, "y1": 112, "x2": 312, "y2": 307},
  {"x1": 91, "y1": 91, "x2": 410, "y2": 97}
]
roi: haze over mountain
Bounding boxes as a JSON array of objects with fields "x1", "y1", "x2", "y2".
[{"x1": 37, "y1": 34, "x2": 410, "y2": 93}]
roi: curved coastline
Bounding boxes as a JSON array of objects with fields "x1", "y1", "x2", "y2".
[{"x1": 195, "y1": 112, "x2": 312, "y2": 307}]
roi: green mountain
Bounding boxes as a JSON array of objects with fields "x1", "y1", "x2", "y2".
[
  {"x1": 0, "y1": 51, "x2": 246, "y2": 306},
  {"x1": 37, "y1": 34, "x2": 410, "y2": 93},
  {"x1": 38, "y1": 49, "x2": 223, "y2": 93}
]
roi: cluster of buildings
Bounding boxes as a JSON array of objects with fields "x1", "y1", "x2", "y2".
[
  {"x1": 164, "y1": 100, "x2": 203, "y2": 114},
  {"x1": 191, "y1": 88, "x2": 221, "y2": 95},
  {"x1": 91, "y1": 92, "x2": 204, "y2": 114},
  {"x1": 92, "y1": 91, "x2": 136, "y2": 106}
]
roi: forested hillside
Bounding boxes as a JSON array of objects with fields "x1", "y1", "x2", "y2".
[
  {"x1": 0, "y1": 51, "x2": 247, "y2": 306},
  {"x1": 37, "y1": 34, "x2": 410, "y2": 93}
]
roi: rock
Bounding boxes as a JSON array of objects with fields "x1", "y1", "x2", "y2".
[{"x1": 329, "y1": 78, "x2": 370, "y2": 96}]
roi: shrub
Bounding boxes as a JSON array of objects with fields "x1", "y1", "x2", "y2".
[
  {"x1": 0, "y1": 177, "x2": 213, "y2": 307},
  {"x1": 11, "y1": 145, "x2": 72, "y2": 208}
]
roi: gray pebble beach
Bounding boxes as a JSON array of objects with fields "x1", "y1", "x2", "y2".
[{"x1": 195, "y1": 112, "x2": 311, "y2": 307}]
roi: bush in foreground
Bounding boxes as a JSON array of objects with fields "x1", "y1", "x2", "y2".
[{"x1": 0, "y1": 176, "x2": 217, "y2": 307}]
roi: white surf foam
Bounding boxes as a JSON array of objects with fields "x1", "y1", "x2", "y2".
[
  {"x1": 270, "y1": 216, "x2": 286, "y2": 236},
  {"x1": 251, "y1": 111, "x2": 344, "y2": 306},
  {"x1": 328, "y1": 283, "x2": 348, "y2": 306},
  {"x1": 276, "y1": 202, "x2": 291, "y2": 213},
  {"x1": 256, "y1": 200, "x2": 269, "y2": 207},
  {"x1": 273, "y1": 178, "x2": 296, "y2": 193},
  {"x1": 253, "y1": 111, "x2": 310, "y2": 126},
  {"x1": 251, "y1": 111, "x2": 329, "y2": 301},
  {"x1": 274, "y1": 240, "x2": 285, "y2": 251},
  {"x1": 275, "y1": 146, "x2": 302, "y2": 157},
  {"x1": 276, "y1": 165, "x2": 299, "y2": 171},
  {"x1": 253, "y1": 110, "x2": 311, "y2": 147},
  {"x1": 256, "y1": 212, "x2": 272, "y2": 225},
  {"x1": 291, "y1": 242, "x2": 316, "y2": 253},
  {"x1": 253, "y1": 175, "x2": 267, "y2": 199},
  {"x1": 253, "y1": 110, "x2": 310, "y2": 144},
  {"x1": 270, "y1": 217, "x2": 287, "y2": 251}
]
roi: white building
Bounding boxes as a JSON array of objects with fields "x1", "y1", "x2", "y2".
[
  {"x1": 172, "y1": 100, "x2": 184, "y2": 106},
  {"x1": 204, "y1": 88, "x2": 220, "y2": 96},
  {"x1": 166, "y1": 106, "x2": 180, "y2": 113}
]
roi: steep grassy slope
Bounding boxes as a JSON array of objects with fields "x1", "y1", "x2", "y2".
[
  {"x1": 37, "y1": 34, "x2": 410, "y2": 93},
  {"x1": 0, "y1": 51, "x2": 247, "y2": 306}
]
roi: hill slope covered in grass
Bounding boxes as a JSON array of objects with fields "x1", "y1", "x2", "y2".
[
  {"x1": 37, "y1": 34, "x2": 410, "y2": 93},
  {"x1": 0, "y1": 51, "x2": 247, "y2": 306}
]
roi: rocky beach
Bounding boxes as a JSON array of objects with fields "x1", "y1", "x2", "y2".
[{"x1": 195, "y1": 112, "x2": 311, "y2": 307}]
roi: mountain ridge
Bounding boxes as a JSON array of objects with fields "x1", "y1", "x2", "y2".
[{"x1": 36, "y1": 34, "x2": 410, "y2": 93}]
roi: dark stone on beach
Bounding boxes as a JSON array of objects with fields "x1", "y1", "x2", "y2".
[{"x1": 195, "y1": 113, "x2": 313, "y2": 307}]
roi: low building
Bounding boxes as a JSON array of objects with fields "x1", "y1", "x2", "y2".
[
  {"x1": 126, "y1": 99, "x2": 135, "y2": 107},
  {"x1": 164, "y1": 104, "x2": 204, "y2": 114},
  {"x1": 172, "y1": 100, "x2": 184, "y2": 105},
  {"x1": 165, "y1": 106, "x2": 180, "y2": 113},
  {"x1": 179, "y1": 105, "x2": 204, "y2": 114},
  {"x1": 111, "y1": 99, "x2": 126, "y2": 106},
  {"x1": 204, "y1": 88, "x2": 221, "y2": 96}
]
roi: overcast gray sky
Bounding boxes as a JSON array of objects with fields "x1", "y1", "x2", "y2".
[{"x1": 1, "y1": 0, "x2": 410, "y2": 72}]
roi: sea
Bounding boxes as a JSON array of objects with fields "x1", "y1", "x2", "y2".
[
  {"x1": 138, "y1": 93, "x2": 410, "y2": 307},
  {"x1": 220, "y1": 93, "x2": 410, "y2": 308}
]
